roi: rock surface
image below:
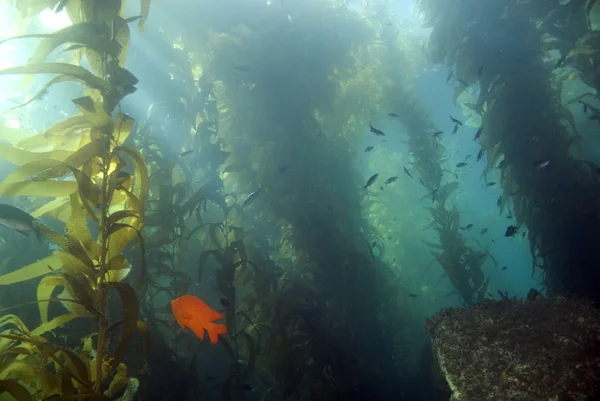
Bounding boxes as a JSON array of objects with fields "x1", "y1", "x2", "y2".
[{"x1": 426, "y1": 293, "x2": 600, "y2": 401}]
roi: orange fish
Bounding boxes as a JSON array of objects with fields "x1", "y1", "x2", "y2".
[{"x1": 171, "y1": 295, "x2": 227, "y2": 344}]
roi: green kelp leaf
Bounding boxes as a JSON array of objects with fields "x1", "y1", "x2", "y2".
[
  {"x1": 139, "y1": 0, "x2": 151, "y2": 32},
  {"x1": 104, "y1": 282, "x2": 138, "y2": 371},
  {"x1": 0, "y1": 63, "x2": 111, "y2": 93},
  {"x1": 237, "y1": 332, "x2": 256, "y2": 380},
  {"x1": 0, "y1": 379, "x2": 33, "y2": 401}
]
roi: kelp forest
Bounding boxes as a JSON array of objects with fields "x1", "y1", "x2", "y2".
[{"x1": 0, "y1": 0, "x2": 599, "y2": 401}]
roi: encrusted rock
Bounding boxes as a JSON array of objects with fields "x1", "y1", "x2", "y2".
[{"x1": 426, "y1": 294, "x2": 600, "y2": 401}]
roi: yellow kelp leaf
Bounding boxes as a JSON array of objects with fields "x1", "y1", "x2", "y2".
[
  {"x1": 0, "y1": 359, "x2": 37, "y2": 384},
  {"x1": 32, "y1": 140, "x2": 103, "y2": 182},
  {"x1": 39, "y1": 224, "x2": 95, "y2": 272},
  {"x1": 0, "y1": 180, "x2": 77, "y2": 197},
  {"x1": 115, "y1": 146, "x2": 148, "y2": 208},
  {"x1": 139, "y1": 0, "x2": 151, "y2": 32},
  {"x1": 80, "y1": 0, "x2": 121, "y2": 22},
  {"x1": 0, "y1": 379, "x2": 33, "y2": 401},
  {"x1": 65, "y1": 0, "x2": 82, "y2": 23},
  {"x1": 0, "y1": 315, "x2": 29, "y2": 333},
  {"x1": 0, "y1": 253, "x2": 61, "y2": 286},
  {"x1": 114, "y1": 17, "x2": 130, "y2": 67},
  {"x1": 61, "y1": 273, "x2": 98, "y2": 317},
  {"x1": 26, "y1": 22, "x2": 121, "y2": 66},
  {"x1": 104, "y1": 363, "x2": 129, "y2": 398},
  {"x1": 3, "y1": 159, "x2": 70, "y2": 183},
  {"x1": 57, "y1": 287, "x2": 92, "y2": 318},
  {"x1": 0, "y1": 63, "x2": 112, "y2": 94},
  {"x1": 56, "y1": 251, "x2": 95, "y2": 277},
  {"x1": 37, "y1": 275, "x2": 66, "y2": 323},
  {"x1": 67, "y1": 194, "x2": 94, "y2": 251},
  {"x1": 16, "y1": 114, "x2": 92, "y2": 150},
  {"x1": 105, "y1": 267, "x2": 131, "y2": 283},
  {"x1": 0, "y1": 126, "x2": 37, "y2": 146},
  {"x1": 31, "y1": 313, "x2": 77, "y2": 337},
  {"x1": 72, "y1": 96, "x2": 112, "y2": 128},
  {"x1": 0, "y1": 143, "x2": 72, "y2": 166},
  {"x1": 32, "y1": 198, "x2": 70, "y2": 221}
]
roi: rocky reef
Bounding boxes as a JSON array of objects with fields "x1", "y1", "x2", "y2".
[{"x1": 426, "y1": 291, "x2": 600, "y2": 401}]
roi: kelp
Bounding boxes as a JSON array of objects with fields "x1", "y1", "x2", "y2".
[
  {"x1": 418, "y1": 0, "x2": 600, "y2": 303},
  {"x1": 0, "y1": 0, "x2": 152, "y2": 399}
]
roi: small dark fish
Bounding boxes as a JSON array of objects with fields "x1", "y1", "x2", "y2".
[
  {"x1": 505, "y1": 225, "x2": 518, "y2": 237},
  {"x1": 232, "y1": 65, "x2": 250, "y2": 72},
  {"x1": 522, "y1": 231, "x2": 527, "y2": 239},
  {"x1": 179, "y1": 149, "x2": 194, "y2": 157},
  {"x1": 385, "y1": 176, "x2": 398, "y2": 184},
  {"x1": 492, "y1": 239, "x2": 496, "y2": 243},
  {"x1": 403, "y1": 167, "x2": 413, "y2": 179},
  {"x1": 242, "y1": 187, "x2": 262, "y2": 209},
  {"x1": 473, "y1": 127, "x2": 483, "y2": 141},
  {"x1": 480, "y1": 228, "x2": 488, "y2": 235},
  {"x1": 380, "y1": 186, "x2": 384, "y2": 191},
  {"x1": 579, "y1": 100, "x2": 588, "y2": 114},
  {"x1": 369, "y1": 123, "x2": 385, "y2": 136},
  {"x1": 497, "y1": 196, "x2": 502, "y2": 207},
  {"x1": 477, "y1": 65, "x2": 484, "y2": 77},
  {"x1": 465, "y1": 155, "x2": 472, "y2": 160},
  {"x1": 456, "y1": 162, "x2": 467, "y2": 168},
  {"x1": 554, "y1": 55, "x2": 567, "y2": 69},
  {"x1": 501, "y1": 266, "x2": 508, "y2": 271},
  {"x1": 460, "y1": 224, "x2": 473, "y2": 230},
  {"x1": 457, "y1": 79, "x2": 469, "y2": 86},
  {"x1": 364, "y1": 146, "x2": 374, "y2": 152},
  {"x1": 432, "y1": 130, "x2": 444, "y2": 137},
  {"x1": 220, "y1": 298, "x2": 230, "y2": 307},
  {"x1": 477, "y1": 148, "x2": 485, "y2": 161},
  {"x1": 533, "y1": 159, "x2": 550, "y2": 170},
  {"x1": 419, "y1": 179, "x2": 426, "y2": 187},
  {"x1": 364, "y1": 173, "x2": 379, "y2": 189},
  {"x1": 446, "y1": 70, "x2": 453, "y2": 83},
  {"x1": 408, "y1": 293, "x2": 418, "y2": 298},
  {"x1": 450, "y1": 116, "x2": 463, "y2": 126},
  {"x1": 278, "y1": 166, "x2": 291, "y2": 173},
  {"x1": 243, "y1": 384, "x2": 254, "y2": 393},
  {"x1": 487, "y1": 182, "x2": 496, "y2": 186},
  {"x1": 388, "y1": 113, "x2": 399, "y2": 117},
  {"x1": 452, "y1": 124, "x2": 459, "y2": 135}
]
